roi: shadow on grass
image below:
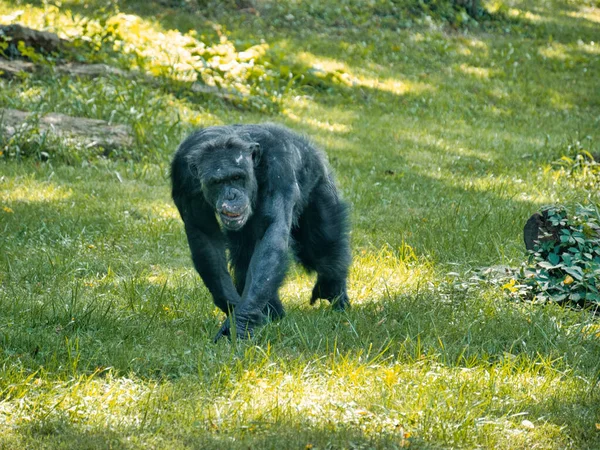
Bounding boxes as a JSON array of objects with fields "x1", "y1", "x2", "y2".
[
  {"x1": 6, "y1": 413, "x2": 424, "y2": 450},
  {"x1": 2, "y1": 266, "x2": 600, "y2": 375}
]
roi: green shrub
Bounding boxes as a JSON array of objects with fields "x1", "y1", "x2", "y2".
[{"x1": 508, "y1": 205, "x2": 600, "y2": 308}]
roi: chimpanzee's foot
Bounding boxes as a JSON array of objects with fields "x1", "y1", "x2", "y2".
[
  {"x1": 310, "y1": 278, "x2": 350, "y2": 311},
  {"x1": 263, "y1": 296, "x2": 286, "y2": 320}
]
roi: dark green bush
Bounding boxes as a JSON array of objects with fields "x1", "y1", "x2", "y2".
[{"x1": 509, "y1": 205, "x2": 600, "y2": 308}]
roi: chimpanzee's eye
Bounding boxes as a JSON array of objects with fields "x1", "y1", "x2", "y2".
[{"x1": 232, "y1": 175, "x2": 242, "y2": 181}]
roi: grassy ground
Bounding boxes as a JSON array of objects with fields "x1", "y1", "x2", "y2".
[{"x1": 1, "y1": 0, "x2": 599, "y2": 448}]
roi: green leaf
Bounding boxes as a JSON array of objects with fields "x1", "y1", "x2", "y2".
[
  {"x1": 561, "y1": 254, "x2": 573, "y2": 265},
  {"x1": 538, "y1": 261, "x2": 560, "y2": 270},
  {"x1": 564, "y1": 266, "x2": 584, "y2": 281},
  {"x1": 548, "y1": 252, "x2": 560, "y2": 265}
]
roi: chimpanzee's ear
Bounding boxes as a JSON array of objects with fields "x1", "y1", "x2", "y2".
[
  {"x1": 250, "y1": 142, "x2": 261, "y2": 167},
  {"x1": 185, "y1": 149, "x2": 202, "y2": 179}
]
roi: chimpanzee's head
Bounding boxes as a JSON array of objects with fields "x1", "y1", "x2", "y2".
[{"x1": 188, "y1": 136, "x2": 261, "y2": 231}]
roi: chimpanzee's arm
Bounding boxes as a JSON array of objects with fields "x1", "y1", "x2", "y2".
[
  {"x1": 174, "y1": 195, "x2": 241, "y2": 314},
  {"x1": 215, "y1": 191, "x2": 297, "y2": 340}
]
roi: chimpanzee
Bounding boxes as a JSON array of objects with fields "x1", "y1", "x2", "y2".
[{"x1": 170, "y1": 124, "x2": 351, "y2": 341}]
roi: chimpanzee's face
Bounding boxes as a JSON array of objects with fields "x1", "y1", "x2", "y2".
[
  {"x1": 194, "y1": 138, "x2": 260, "y2": 231},
  {"x1": 205, "y1": 168, "x2": 253, "y2": 231}
]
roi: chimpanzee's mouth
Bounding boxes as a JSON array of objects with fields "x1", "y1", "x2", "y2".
[{"x1": 219, "y1": 208, "x2": 249, "y2": 230}]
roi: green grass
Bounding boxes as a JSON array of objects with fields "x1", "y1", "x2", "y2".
[{"x1": 1, "y1": 0, "x2": 600, "y2": 448}]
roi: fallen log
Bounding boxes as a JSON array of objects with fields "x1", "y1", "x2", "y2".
[
  {"x1": 1, "y1": 108, "x2": 133, "y2": 151},
  {"x1": 0, "y1": 59, "x2": 129, "y2": 79},
  {"x1": 0, "y1": 24, "x2": 68, "y2": 54},
  {"x1": 0, "y1": 59, "x2": 35, "y2": 78}
]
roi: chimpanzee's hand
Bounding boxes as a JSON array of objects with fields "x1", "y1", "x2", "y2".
[
  {"x1": 213, "y1": 317, "x2": 232, "y2": 342},
  {"x1": 213, "y1": 316, "x2": 255, "y2": 342}
]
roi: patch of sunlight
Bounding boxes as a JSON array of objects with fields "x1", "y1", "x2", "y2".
[
  {"x1": 285, "y1": 95, "x2": 357, "y2": 122},
  {"x1": 548, "y1": 90, "x2": 573, "y2": 111},
  {"x1": 410, "y1": 33, "x2": 425, "y2": 43},
  {"x1": 456, "y1": 46, "x2": 472, "y2": 56},
  {"x1": 487, "y1": 86, "x2": 509, "y2": 101},
  {"x1": 0, "y1": 362, "x2": 575, "y2": 445},
  {"x1": 538, "y1": 43, "x2": 570, "y2": 61},
  {"x1": 465, "y1": 38, "x2": 488, "y2": 51},
  {"x1": 458, "y1": 64, "x2": 493, "y2": 79},
  {"x1": 567, "y1": 7, "x2": 600, "y2": 24},
  {"x1": 105, "y1": 14, "x2": 202, "y2": 78},
  {"x1": 9, "y1": 8, "x2": 202, "y2": 81},
  {"x1": 0, "y1": 10, "x2": 22, "y2": 23},
  {"x1": 232, "y1": 370, "x2": 406, "y2": 435},
  {"x1": 18, "y1": 86, "x2": 44, "y2": 103},
  {"x1": 281, "y1": 244, "x2": 432, "y2": 306},
  {"x1": 0, "y1": 5, "x2": 269, "y2": 96},
  {"x1": 484, "y1": 1, "x2": 504, "y2": 14},
  {"x1": 0, "y1": 179, "x2": 72, "y2": 204},
  {"x1": 507, "y1": 8, "x2": 544, "y2": 22},
  {"x1": 145, "y1": 265, "x2": 194, "y2": 287},
  {"x1": 483, "y1": 104, "x2": 511, "y2": 117},
  {"x1": 0, "y1": 372, "x2": 155, "y2": 429},
  {"x1": 102, "y1": 14, "x2": 271, "y2": 95},
  {"x1": 356, "y1": 75, "x2": 432, "y2": 96},
  {"x1": 228, "y1": 358, "x2": 567, "y2": 442},
  {"x1": 80, "y1": 266, "x2": 196, "y2": 295},
  {"x1": 295, "y1": 52, "x2": 432, "y2": 96},
  {"x1": 576, "y1": 39, "x2": 600, "y2": 55},
  {"x1": 455, "y1": 37, "x2": 489, "y2": 57},
  {"x1": 280, "y1": 269, "x2": 314, "y2": 305},
  {"x1": 0, "y1": 6, "x2": 36, "y2": 26},
  {"x1": 350, "y1": 245, "x2": 433, "y2": 303},
  {"x1": 297, "y1": 53, "x2": 347, "y2": 73},
  {"x1": 582, "y1": 323, "x2": 600, "y2": 338},
  {"x1": 138, "y1": 200, "x2": 180, "y2": 221},
  {"x1": 0, "y1": 4, "x2": 102, "y2": 41},
  {"x1": 284, "y1": 110, "x2": 351, "y2": 133},
  {"x1": 281, "y1": 95, "x2": 357, "y2": 136}
]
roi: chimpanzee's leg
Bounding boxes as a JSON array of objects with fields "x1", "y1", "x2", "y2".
[
  {"x1": 173, "y1": 195, "x2": 241, "y2": 314},
  {"x1": 292, "y1": 179, "x2": 351, "y2": 310},
  {"x1": 229, "y1": 234, "x2": 285, "y2": 320}
]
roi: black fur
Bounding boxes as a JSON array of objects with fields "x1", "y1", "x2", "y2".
[{"x1": 171, "y1": 124, "x2": 351, "y2": 340}]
